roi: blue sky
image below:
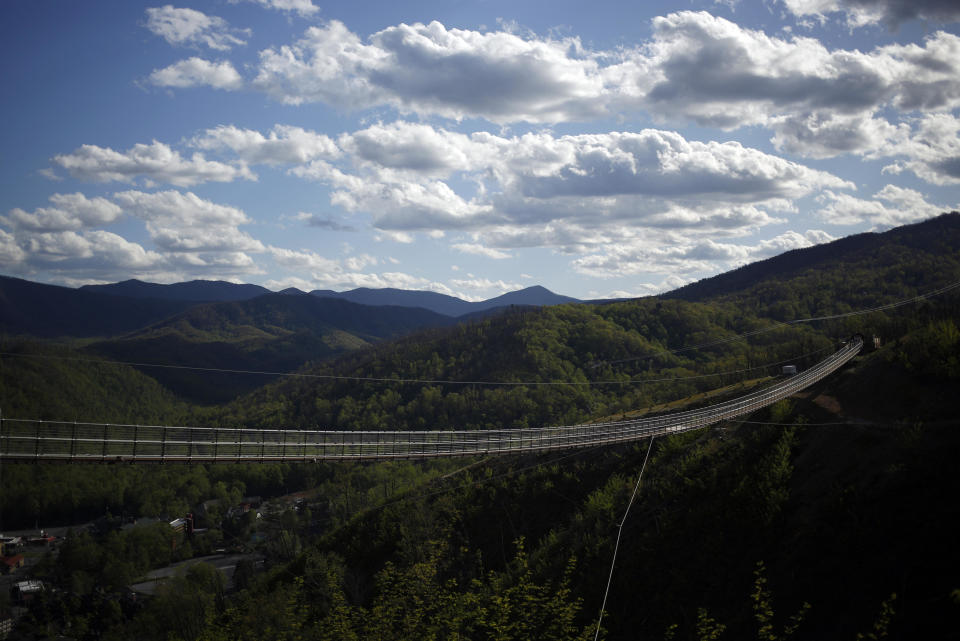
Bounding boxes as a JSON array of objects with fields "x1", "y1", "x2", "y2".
[{"x1": 1, "y1": 0, "x2": 958, "y2": 300}]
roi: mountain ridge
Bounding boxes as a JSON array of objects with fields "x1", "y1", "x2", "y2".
[{"x1": 76, "y1": 278, "x2": 582, "y2": 316}]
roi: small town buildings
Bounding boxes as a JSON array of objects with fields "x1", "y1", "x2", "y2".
[{"x1": 0, "y1": 554, "x2": 25, "y2": 574}]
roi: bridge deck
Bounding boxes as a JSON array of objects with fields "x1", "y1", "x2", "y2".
[{"x1": 0, "y1": 339, "x2": 861, "y2": 463}]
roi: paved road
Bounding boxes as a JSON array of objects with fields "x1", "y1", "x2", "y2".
[{"x1": 129, "y1": 553, "x2": 261, "y2": 595}]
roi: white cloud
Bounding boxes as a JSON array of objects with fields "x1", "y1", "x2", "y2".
[
  {"x1": 781, "y1": 0, "x2": 960, "y2": 28},
  {"x1": 145, "y1": 5, "x2": 249, "y2": 50},
  {"x1": 4, "y1": 229, "x2": 168, "y2": 280},
  {"x1": 298, "y1": 124, "x2": 849, "y2": 237},
  {"x1": 0, "y1": 229, "x2": 27, "y2": 266},
  {"x1": 343, "y1": 254, "x2": 378, "y2": 271},
  {"x1": 313, "y1": 165, "x2": 494, "y2": 231},
  {"x1": 252, "y1": 20, "x2": 607, "y2": 122},
  {"x1": 79, "y1": 231, "x2": 167, "y2": 269},
  {"x1": 632, "y1": 12, "x2": 960, "y2": 133},
  {"x1": 113, "y1": 189, "x2": 265, "y2": 253},
  {"x1": 150, "y1": 57, "x2": 244, "y2": 90},
  {"x1": 53, "y1": 141, "x2": 253, "y2": 186},
  {"x1": 374, "y1": 230, "x2": 416, "y2": 244},
  {"x1": 770, "y1": 112, "x2": 905, "y2": 159},
  {"x1": 449, "y1": 277, "x2": 523, "y2": 297},
  {"x1": 874, "y1": 113, "x2": 960, "y2": 185},
  {"x1": 752, "y1": 228, "x2": 836, "y2": 257},
  {"x1": 815, "y1": 184, "x2": 952, "y2": 226},
  {"x1": 493, "y1": 130, "x2": 850, "y2": 202},
  {"x1": 246, "y1": 0, "x2": 320, "y2": 18},
  {"x1": 246, "y1": 12, "x2": 960, "y2": 162},
  {"x1": 570, "y1": 228, "x2": 834, "y2": 279},
  {"x1": 451, "y1": 243, "x2": 512, "y2": 259},
  {"x1": 602, "y1": 276, "x2": 689, "y2": 298},
  {"x1": 269, "y1": 246, "x2": 340, "y2": 271},
  {"x1": 338, "y1": 122, "x2": 488, "y2": 177},
  {"x1": 4, "y1": 193, "x2": 123, "y2": 232},
  {"x1": 191, "y1": 124, "x2": 339, "y2": 165},
  {"x1": 287, "y1": 212, "x2": 356, "y2": 231},
  {"x1": 262, "y1": 275, "x2": 315, "y2": 291},
  {"x1": 0, "y1": 191, "x2": 268, "y2": 284},
  {"x1": 268, "y1": 245, "x2": 466, "y2": 294}
]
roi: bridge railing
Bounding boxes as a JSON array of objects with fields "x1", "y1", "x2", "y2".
[{"x1": 0, "y1": 339, "x2": 861, "y2": 463}]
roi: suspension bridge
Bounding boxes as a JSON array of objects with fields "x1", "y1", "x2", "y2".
[{"x1": 0, "y1": 337, "x2": 861, "y2": 464}]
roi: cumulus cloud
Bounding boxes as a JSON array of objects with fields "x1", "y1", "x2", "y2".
[
  {"x1": 21, "y1": 230, "x2": 163, "y2": 267},
  {"x1": 571, "y1": 229, "x2": 834, "y2": 278},
  {"x1": 295, "y1": 123, "x2": 849, "y2": 237},
  {"x1": 3, "y1": 193, "x2": 123, "y2": 232},
  {"x1": 149, "y1": 57, "x2": 244, "y2": 90},
  {"x1": 145, "y1": 5, "x2": 249, "y2": 50},
  {"x1": 0, "y1": 190, "x2": 268, "y2": 284},
  {"x1": 875, "y1": 113, "x2": 960, "y2": 185},
  {"x1": 449, "y1": 277, "x2": 523, "y2": 297},
  {"x1": 294, "y1": 156, "x2": 495, "y2": 231},
  {"x1": 632, "y1": 12, "x2": 960, "y2": 133},
  {"x1": 244, "y1": 12, "x2": 960, "y2": 160},
  {"x1": 190, "y1": 124, "x2": 339, "y2": 165},
  {"x1": 816, "y1": 184, "x2": 953, "y2": 226},
  {"x1": 252, "y1": 20, "x2": 607, "y2": 122},
  {"x1": 770, "y1": 112, "x2": 905, "y2": 158},
  {"x1": 0, "y1": 229, "x2": 27, "y2": 266},
  {"x1": 190, "y1": 12, "x2": 960, "y2": 176},
  {"x1": 0, "y1": 227, "x2": 173, "y2": 284},
  {"x1": 53, "y1": 141, "x2": 253, "y2": 186},
  {"x1": 289, "y1": 212, "x2": 356, "y2": 231},
  {"x1": 112, "y1": 190, "x2": 265, "y2": 253},
  {"x1": 338, "y1": 121, "x2": 488, "y2": 177},
  {"x1": 451, "y1": 243, "x2": 512, "y2": 259},
  {"x1": 269, "y1": 245, "x2": 457, "y2": 294},
  {"x1": 495, "y1": 130, "x2": 850, "y2": 202},
  {"x1": 269, "y1": 246, "x2": 339, "y2": 271},
  {"x1": 246, "y1": 0, "x2": 320, "y2": 18},
  {"x1": 782, "y1": 0, "x2": 960, "y2": 28}
]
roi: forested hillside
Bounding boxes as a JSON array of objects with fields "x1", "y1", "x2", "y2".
[
  {"x1": 87, "y1": 294, "x2": 455, "y2": 403},
  {"x1": 667, "y1": 212, "x2": 960, "y2": 318},
  {"x1": 216, "y1": 300, "x2": 832, "y2": 431}
]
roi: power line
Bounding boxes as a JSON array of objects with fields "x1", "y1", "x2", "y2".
[
  {"x1": 600, "y1": 278, "x2": 960, "y2": 366},
  {"x1": 0, "y1": 347, "x2": 829, "y2": 388},
  {"x1": 3, "y1": 277, "x2": 952, "y2": 389}
]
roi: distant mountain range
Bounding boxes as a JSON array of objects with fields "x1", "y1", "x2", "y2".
[
  {"x1": 4, "y1": 211, "x2": 958, "y2": 403},
  {"x1": 82, "y1": 280, "x2": 581, "y2": 316},
  {"x1": 0, "y1": 276, "x2": 580, "y2": 402},
  {"x1": 80, "y1": 278, "x2": 272, "y2": 302},
  {"x1": 0, "y1": 275, "x2": 198, "y2": 338}
]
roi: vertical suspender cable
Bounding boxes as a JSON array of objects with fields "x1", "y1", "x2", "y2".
[{"x1": 594, "y1": 435, "x2": 655, "y2": 641}]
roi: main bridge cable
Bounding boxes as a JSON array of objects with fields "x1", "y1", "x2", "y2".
[
  {"x1": 0, "y1": 348, "x2": 830, "y2": 431},
  {"x1": 0, "y1": 338, "x2": 861, "y2": 462}
]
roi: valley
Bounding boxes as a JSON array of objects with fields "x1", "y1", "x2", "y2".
[{"x1": 0, "y1": 214, "x2": 959, "y2": 640}]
